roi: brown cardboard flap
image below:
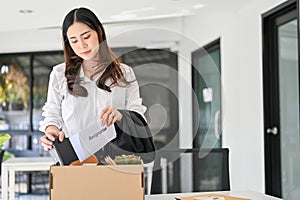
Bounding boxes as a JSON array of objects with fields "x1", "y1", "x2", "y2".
[
  {"x1": 176, "y1": 193, "x2": 250, "y2": 200},
  {"x1": 70, "y1": 155, "x2": 98, "y2": 166}
]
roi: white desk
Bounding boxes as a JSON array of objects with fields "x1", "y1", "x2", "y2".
[
  {"x1": 1, "y1": 157, "x2": 54, "y2": 200},
  {"x1": 145, "y1": 190, "x2": 283, "y2": 200}
]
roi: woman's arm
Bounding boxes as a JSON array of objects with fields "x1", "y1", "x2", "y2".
[
  {"x1": 39, "y1": 64, "x2": 66, "y2": 150},
  {"x1": 124, "y1": 66, "x2": 147, "y2": 118},
  {"x1": 39, "y1": 65, "x2": 65, "y2": 132},
  {"x1": 100, "y1": 65, "x2": 146, "y2": 126}
]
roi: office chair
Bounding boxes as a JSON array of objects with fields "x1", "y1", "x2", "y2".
[{"x1": 151, "y1": 148, "x2": 230, "y2": 194}]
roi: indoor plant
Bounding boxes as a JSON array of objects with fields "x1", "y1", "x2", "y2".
[
  {"x1": 0, "y1": 66, "x2": 9, "y2": 111},
  {"x1": 5, "y1": 65, "x2": 29, "y2": 110},
  {"x1": 0, "y1": 133, "x2": 12, "y2": 161},
  {"x1": 0, "y1": 64, "x2": 29, "y2": 111},
  {"x1": 0, "y1": 133, "x2": 12, "y2": 176}
]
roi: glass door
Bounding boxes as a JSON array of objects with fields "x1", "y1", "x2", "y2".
[
  {"x1": 263, "y1": 1, "x2": 300, "y2": 198},
  {"x1": 278, "y1": 18, "x2": 300, "y2": 200}
]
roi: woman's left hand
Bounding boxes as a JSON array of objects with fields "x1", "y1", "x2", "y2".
[{"x1": 100, "y1": 106, "x2": 123, "y2": 126}]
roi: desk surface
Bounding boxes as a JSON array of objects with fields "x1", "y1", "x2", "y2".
[
  {"x1": 145, "y1": 190, "x2": 282, "y2": 200},
  {"x1": 2, "y1": 157, "x2": 53, "y2": 166}
]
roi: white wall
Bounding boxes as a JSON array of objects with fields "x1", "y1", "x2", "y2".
[
  {"x1": 0, "y1": 0, "x2": 287, "y2": 193},
  {"x1": 0, "y1": 28, "x2": 62, "y2": 53},
  {"x1": 183, "y1": 0, "x2": 287, "y2": 192}
]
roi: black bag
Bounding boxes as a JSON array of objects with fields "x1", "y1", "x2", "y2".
[{"x1": 100, "y1": 110, "x2": 156, "y2": 164}]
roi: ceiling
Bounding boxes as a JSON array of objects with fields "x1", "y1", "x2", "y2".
[{"x1": 2, "y1": 0, "x2": 251, "y2": 32}]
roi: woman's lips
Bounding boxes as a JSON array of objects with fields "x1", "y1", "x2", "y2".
[{"x1": 81, "y1": 50, "x2": 91, "y2": 56}]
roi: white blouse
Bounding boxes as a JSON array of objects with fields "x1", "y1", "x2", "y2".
[{"x1": 39, "y1": 63, "x2": 146, "y2": 137}]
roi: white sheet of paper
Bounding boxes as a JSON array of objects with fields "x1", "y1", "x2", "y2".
[
  {"x1": 193, "y1": 197, "x2": 225, "y2": 200},
  {"x1": 69, "y1": 119, "x2": 116, "y2": 161}
]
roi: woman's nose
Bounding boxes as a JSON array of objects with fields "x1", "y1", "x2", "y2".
[{"x1": 78, "y1": 39, "x2": 87, "y2": 49}]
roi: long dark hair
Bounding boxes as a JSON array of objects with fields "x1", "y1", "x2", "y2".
[{"x1": 62, "y1": 7, "x2": 124, "y2": 97}]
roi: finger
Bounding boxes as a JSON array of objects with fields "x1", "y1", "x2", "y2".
[
  {"x1": 40, "y1": 136, "x2": 53, "y2": 146},
  {"x1": 110, "y1": 116, "x2": 119, "y2": 126},
  {"x1": 58, "y1": 131, "x2": 65, "y2": 142},
  {"x1": 101, "y1": 111, "x2": 111, "y2": 126},
  {"x1": 45, "y1": 132, "x2": 58, "y2": 141},
  {"x1": 117, "y1": 112, "x2": 122, "y2": 121},
  {"x1": 41, "y1": 139, "x2": 52, "y2": 151},
  {"x1": 101, "y1": 112, "x2": 107, "y2": 126},
  {"x1": 109, "y1": 111, "x2": 121, "y2": 126},
  {"x1": 113, "y1": 110, "x2": 122, "y2": 122},
  {"x1": 43, "y1": 145, "x2": 52, "y2": 151},
  {"x1": 100, "y1": 106, "x2": 111, "y2": 119},
  {"x1": 107, "y1": 112, "x2": 115, "y2": 126}
]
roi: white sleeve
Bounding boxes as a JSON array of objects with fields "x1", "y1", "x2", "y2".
[
  {"x1": 125, "y1": 67, "x2": 147, "y2": 118},
  {"x1": 39, "y1": 66, "x2": 64, "y2": 133}
]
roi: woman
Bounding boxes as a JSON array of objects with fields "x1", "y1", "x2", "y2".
[{"x1": 40, "y1": 7, "x2": 155, "y2": 162}]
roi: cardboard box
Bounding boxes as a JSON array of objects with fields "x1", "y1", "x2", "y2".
[{"x1": 50, "y1": 164, "x2": 144, "y2": 200}]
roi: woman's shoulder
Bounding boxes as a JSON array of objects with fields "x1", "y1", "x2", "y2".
[
  {"x1": 52, "y1": 62, "x2": 66, "y2": 74},
  {"x1": 50, "y1": 63, "x2": 66, "y2": 84},
  {"x1": 50, "y1": 63, "x2": 66, "y2": 79},
  {"x1": 50, "y1": 63, "x2": 67, "y2": 91},
  {"x1": 120, "y1": 63, "x2": 136, "y2": 81},
  {"x1": 120, "y1": 63, "x2": 133, "y2": 73}
]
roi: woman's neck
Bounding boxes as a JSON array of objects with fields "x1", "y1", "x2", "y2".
[{"x1": 82, "y1": 60, "x2": 105, "y2": 80}]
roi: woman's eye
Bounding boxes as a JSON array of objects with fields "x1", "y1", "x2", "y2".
[
  {"x1": 70, "y1": 40, "x2": 77, "y2": 44},
  {"x1": 83, "y1": 35, "x2": 90, "y2": 40}
]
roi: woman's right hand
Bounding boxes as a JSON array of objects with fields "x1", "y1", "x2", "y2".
[{"x1": 40, "y1": 125, "x2": 65, "y2": 151}]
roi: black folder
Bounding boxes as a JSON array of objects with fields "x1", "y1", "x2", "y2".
[{"x1": 49, "y1": 138, "x2": 79, "y2": 166}]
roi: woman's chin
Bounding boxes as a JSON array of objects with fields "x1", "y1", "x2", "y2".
[{"x1": 81, "y1": 53, "x2": 93, "y2": 60}]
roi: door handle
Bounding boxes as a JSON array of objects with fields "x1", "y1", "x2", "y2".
[
  {"x1": 214, "y1": 110, "x2": 220, "y2": 139},
  {"x1": 267, "y1": 127, "x2": 278, "y2": 135}
]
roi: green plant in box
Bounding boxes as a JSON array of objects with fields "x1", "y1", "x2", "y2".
[{"x1": 114, "y1": 155, "x2": 142, "y2": 165}]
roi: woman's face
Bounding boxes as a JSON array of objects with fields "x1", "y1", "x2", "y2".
[{"x1": 67, "y1": 21, "x2": 99, "y2": 60}]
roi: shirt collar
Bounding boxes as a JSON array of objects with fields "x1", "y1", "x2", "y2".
[
  {"x1": 79, "y1": 66, "x2": 93, "y2": 83},
  {"x1": 79, "y1": 66, "x2": 84, "y2": 78}
]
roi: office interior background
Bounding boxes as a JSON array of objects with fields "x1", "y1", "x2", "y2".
[{"x1": 0, "y1": 0, "x2": 299, "y2": 199}]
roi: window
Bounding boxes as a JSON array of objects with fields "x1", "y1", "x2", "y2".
[
  {"x1": 192, "y1": 39, "x2": 222, "y2": 148},
  {"x1": 0, "y1": 51, "x2": 64, "y2": 152},
  {"x1": 117, "y1": 48, "x2": 179, "y2": 150},
  {"x1": 0, "y1": 48, "x2": 179, "y2": 152}
]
